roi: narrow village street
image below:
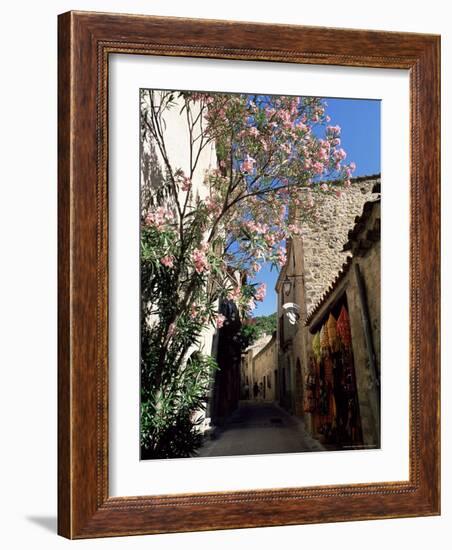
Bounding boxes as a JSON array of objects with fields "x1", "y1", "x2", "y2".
[{"x1": 197, "y1": 401, "x2": 324, "y2": 458}]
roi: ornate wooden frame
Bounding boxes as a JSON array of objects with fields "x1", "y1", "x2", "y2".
[{"x1": 58, "y1": 11, "x2": 440, "y2": 538}]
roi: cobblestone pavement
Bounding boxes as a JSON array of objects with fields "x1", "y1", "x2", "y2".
[{"x1": 196, "y1": 400, "x2": 324, "y2": 458}]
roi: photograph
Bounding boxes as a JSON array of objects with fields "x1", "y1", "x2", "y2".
[{"x1": 139, "y1": 89, "x2": 381, "y2": 460}]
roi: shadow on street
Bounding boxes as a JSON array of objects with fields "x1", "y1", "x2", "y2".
[{"x1": 197, "y1": 400, "x2": 324, "y2": 458}]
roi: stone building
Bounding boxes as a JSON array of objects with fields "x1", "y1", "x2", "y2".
[
  {"x1": 251, "y1": 332, "x2": 277, "y2": 401},
  {"x1": 240, "y1": 334, "x2": 273, "y2": 399},
  {"x1": 276, "y1": 175, "x2": 381, "y2": 449}
]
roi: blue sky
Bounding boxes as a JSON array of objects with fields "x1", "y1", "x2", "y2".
[{"x1": 252, "y1": 97, "x2": 381, "y2": 317}]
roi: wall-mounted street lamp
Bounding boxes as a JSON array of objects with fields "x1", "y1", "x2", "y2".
[
  {"x1": 283, "y1": 276, "x2": 292, "y2": 296},
  {"x1": 281, "y1": 274, "x2": 305, "y2": 326},
  {"x1": 282, "y1": 303, "x2": 301, "y2": 325},
  {"x1": 282, "y1": 274, "x2": 304, "y2": 295}
]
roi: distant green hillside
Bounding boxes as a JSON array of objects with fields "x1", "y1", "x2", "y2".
[
  {"x1": 253, "y1": 312, "x2": 277, "y2": 335},
  {"x1": 239, "y1": 312, "x2": 277, "y2": 350}
]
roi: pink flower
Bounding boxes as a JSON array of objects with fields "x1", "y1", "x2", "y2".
[
  {"x1": 281, "y1": 143, "x2": 292, "y2": 155},
  {"x1": 333, "y1": 148, "x2": 347, "y2": 162},
  {"x1": 205, "y1": 195, "x2": 222, "y2": 215},
  {"x1": 255, "y1": 283, "x2": 267, "y2": 302},
  {"x1": 320, "y1": 183, "x2": 329, "y2": 192},
  {"x1": 278, "y1": 109, "x2": 292, "y2": 128},
  {"x1": 190, "y1": 304, "x2": 198, "y2": 319},
  {"x1": 288, "y1": 224, "x2": 302, "y2": 235},
  {"x1": 244, "y1": 220, "x2": 268, "y2": 235},
  {"x1": 313, "y1": 161, "x2": 324, "y2": 175},
  {"x1": 296, "y1": 121, "x2": 308, "y2": 133},
  {"x1": 241, "y1": 154, "x2": 256, "y2": 174},
  {"x1": 247, "y1": 299, "x2": 256, "y2": 312},
  {"x1": 216, "y1": 314, "x2": 226, "y2": 328},
  {"x1": 264, "y1": 233, "x2": 276, "y2": 247},
  {"x1": 181, "y1": 176, "x2": 191, "y2": 192},
  {"x1": 192, "y1": 248, "x2": 209, "y2": 274},
  {"x1": 349, "y1": 162, "x2": 356, "y2": 172},
  {"x1": 327, "y1": 124, "x2": 341, "y2": 136},
  {"x1": 227, "y1": 286, "x2": 241, "y2": 301},
  {"x1": 277, "y1": 246, "x2": 287, "y2": 267},
  {"x1": 317, "y1": 147, "x2": 328, "y2": 161},
  {"x1": 249, "y1": 126, "x2": 260, "y2": 138},
  {"x1": 160, "y1": 255, "x2": 174, "y2": 268},
  {"x1": 145, "y1": 206, "x2": 173, "y2": 230}
]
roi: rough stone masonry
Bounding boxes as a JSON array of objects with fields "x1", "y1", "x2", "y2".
[{"x1": 301, "y1": 175, "x2": 381, "y2": 315}]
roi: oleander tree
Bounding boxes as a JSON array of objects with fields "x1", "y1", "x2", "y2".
[{"x1": 140, "y1": 90, "x2": 355, "y2": 458}]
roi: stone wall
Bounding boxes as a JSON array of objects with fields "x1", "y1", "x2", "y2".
[
  {"x1": 301, "y1": 176, "x2": 380, "y2": 315},
  {"x1": 304, "y1": 200, "x2": 381, "y2": 447},
  {"x1": 252, "y1": 335, "x2": 277, "y2": 401}
]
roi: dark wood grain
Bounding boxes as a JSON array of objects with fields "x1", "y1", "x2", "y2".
[{"x1": 58, "y1": 10, "x2": 440, "y2": 539}]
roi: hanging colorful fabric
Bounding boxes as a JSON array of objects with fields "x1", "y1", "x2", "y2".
[
  {"x1": 312, "y1": 332, "x2": 321, "y2": 361},
  {"x1": 304, "y1": 365, "x2": 316, "y2": 413},
  {"x1": 320, "y1": 322, "x2": 330, "y2": 351},
  {"x1": 337, "y1": 305, "x2": 352, "y2": 348},
  {"x1": 327, "y1": 313, "x2": 340, "y2": 352}
]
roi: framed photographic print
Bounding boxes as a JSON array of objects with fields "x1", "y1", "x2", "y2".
[{"x1": 58, "y1": 11, "x2": 440, "y2": 538}]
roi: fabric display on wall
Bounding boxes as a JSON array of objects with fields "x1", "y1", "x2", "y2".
[
  {"x1": 303, "y1": 357, "x2": 317, "y2": 413},
  {"x1": 307, "y1": 304, "x2": 362, "y2": 446},
  {"x1": 337, "y1": 305, "x2": 352, "y2": 348}
]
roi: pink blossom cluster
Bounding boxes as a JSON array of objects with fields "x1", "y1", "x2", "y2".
[
  {"x1": 204, "y1": 195, "x2": 222, "y2": 216},
  {"x1": 240, "y1": 154, "x2": 256, "y2": 174},
  {"x1": 216, "y1": 313, "x2": 227, "y2": 328},
  {"x1": 290, "y1": 98, "x2": 300, "y2": 115},
  {"x1": 312, "y1": 161, "x2": 324, "y2": 175},
  {"x1": 248, "y1": 126, "x2": 260, "y2": 138},
  {"x1": 255, "y1": 283, "x2": 267, "y2": 302},
  {"x1": 277, "y1": 246, "x2": 287, "y2": 267},
  {"x1": 333, "y1": 148, "x2": 347, "y2": 162},
  {"x1": 341, "y1": 161, "x2": 357, "y2": 179},
  {"x1": 192, "y1": 245, "x2": 209, "y2": 274},
  {"x1": 190, "y1": 304, "x2": 198, "y2": 319},
  {"x1": 243, "y1": 220, "x2": 269, "y2": 235},
  {"x1": 144, "y1": 206, "x2": 174, "y2": 230},
  {"x1": 264, "y1": 233, "x2": 277, "y2": 247},
  {"x1": 227, "y1": 286, "x2": 241, "y2": 301},
  {"x1": 326, "y1": 124, "x2": 341, "y2": 137},
  {"x1": 246, "y1": 299, "x2": 256, "y2": 312},
  {"x1": 281, "y1": 142, "x2": 292, "y2": 155},
  {"x1": 176, "y1": 173, "x2": 192, "y2": 192},
  {"x1": 287, "y1": 224, "x2": 302, "y2": 235},
  {"x1": 160, "y1": 255, "x2": 175, "y2": 268},
  {"x1": 277, "y1": 109, "x2": 293, "y2": 129}
]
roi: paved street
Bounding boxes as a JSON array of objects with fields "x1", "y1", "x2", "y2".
[{"x1": 197, "y1": 400, "x2": 324, "y2": 458}]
